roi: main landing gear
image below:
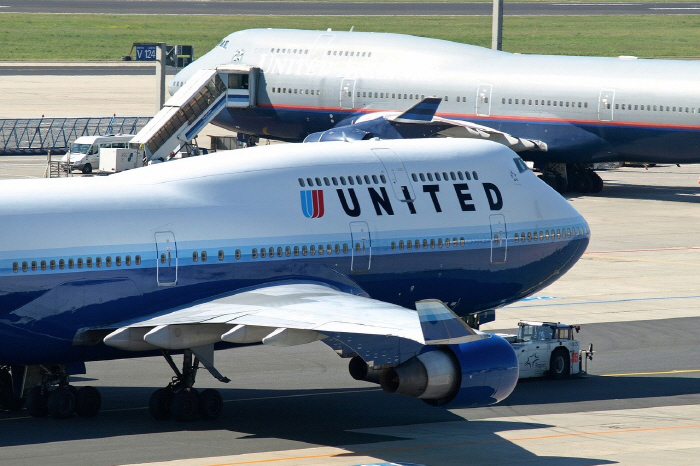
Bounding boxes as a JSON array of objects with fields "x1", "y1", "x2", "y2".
[
  {"x1": 21, "y1": 365, "x2": 101, "y2": 419},
  {"x1": 149, "y1": 349, "x2": 228, "y2": 422},
  {"x1": 539, "y1": 163, "x2": 604, "y2": 194}
]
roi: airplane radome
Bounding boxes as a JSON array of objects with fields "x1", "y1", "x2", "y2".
[
  {"x1": 0, "y1": 138, "x2": 589, "y2": 420},
  {"x1": 169, "y1": 28, "x2": 700, "y2": 194}
]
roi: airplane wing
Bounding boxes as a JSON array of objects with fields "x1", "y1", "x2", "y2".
[
  {"x1": 304, "y1": 97, "x2": 547, "y2": 152},
  {"x1": 89, "y1": 282, "x2": 482, "y2": 369}
]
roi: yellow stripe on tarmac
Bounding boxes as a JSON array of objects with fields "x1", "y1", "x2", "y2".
[
  {"x1": 177, "y1": 422, "x2": 700, "y2": 466},
  {"x1": 601, "y1": 369, "x2": 700, "y2": 377}
]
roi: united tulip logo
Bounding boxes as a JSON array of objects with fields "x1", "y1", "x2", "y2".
[{"x1": 300, "y1": 190, "x2": 324, "y2": 218}]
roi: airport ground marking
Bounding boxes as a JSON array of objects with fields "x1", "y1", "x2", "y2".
[
  {"x1": 585, "y1": 246, "x2": 700, "y2": 255},
  {"x1": 601, "y1": 369, "x2": 700, "y2": 377},
  {"x1": 509, "y1": 293, "x2": 700, "y2": 309},
  {"x1": 200, "y1": 422, "x2": 700, "y2": 465}
]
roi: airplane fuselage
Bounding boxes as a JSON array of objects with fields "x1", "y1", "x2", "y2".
[
  {"x1": 171, "y1": 28, "x2": 700, "y2": 165},
  {"x1": 0, "y1": 139, "x2": 588, "y2": 366}
]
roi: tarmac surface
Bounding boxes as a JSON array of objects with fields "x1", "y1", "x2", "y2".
[
  {"x1": 3, "y1": 0, "x2": 700, "y2": 16},
  {"x1": 2, "y1": 68, "x2": 700, "y2": 465}
]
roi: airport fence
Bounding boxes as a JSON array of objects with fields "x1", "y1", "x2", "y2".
[{"x1": 0, "y1": 116, "x2": 152, "y2": 155}]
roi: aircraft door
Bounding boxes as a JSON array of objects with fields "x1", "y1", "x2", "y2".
[
  {"x1": 476, "y1": 84, "x2": 493, "y2": 117},
  {"x1": 598, "y1": 90, "x2": 615, "y2": 121},
  {"x1": 350, "y1": 221, "x2": 371, "y2": 273},
  {"x1": 340, "y1": 78, "x2": 356, "y2": 109},
  {"x1": 372, "y1": 148, "x2": 416, "y2": 202},
  {"x1": 155, "y1": 231, "x2": 178, "y2": 286},
  {"x1": 489, "y1": 214, "x2": 507, "y2": 264}
]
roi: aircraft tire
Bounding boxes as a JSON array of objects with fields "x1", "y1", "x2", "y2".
[
  {"x1": 76, "y1": 386, "x2": 101, "y2": 417},
  {"x1": 171, "y1": 389, "x2": 199, "y2": 422},
  {"x1": 149, "y1": 388, "x2": 173, "y2": 420},
  {"x1": 82, "y1": 164, "x2": 92, "y2": 174},
  {"x1": 47, "y1": 386, "x2": 76, "y2": 419},
  {"x1": 549, "y1": 348, "x2": 570, "y2": 379},
  {"x1": 25, "y1": 386, "x2": 49, "y2": 417},
  {"x1": 198, "y1": 388, "x2": 223, "y2": 420},
  {"x1": 590, "y1": 171, "x2": 604, "y2": 193},
  {"x1": 0, "y1": 370, "x2": 24, "y2": 411}
]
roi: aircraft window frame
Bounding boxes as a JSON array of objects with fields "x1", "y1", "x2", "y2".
[
  {"x1": 60, "y1": 259, "x2": 66, "y2": 270},
  {"x1": 364, "y1": 175, "x2": 371, "y2": 184},
  {"x1": 332, "y1": 177, "x2": 338, "y2": 186},
  {"x1": 307, "y1": 177, "x2": 313, "y2": 186},
  {"x1": 77, "y1": 258, "x2": 83, "y2": 269},
  {"x1": 193, "y1": 251, "x2": 198, "y2": 262},
  {"x1": 527, "y1": 232, "x2": 532, "y2": 242},
  {"x1": 298, "y1": 178, "x2": 305, "y2": 187},
  {"x1": 335, "y1": 244, "x2": 340, "y2": 254},
  {"x1": 302, "y1": 245, "x2": 308, "y2": 256},
  {"x1": 293, "y1": 246, "x2": 299, "y2": 257},
  {"x1": 343, "y1": 243, "x2": 349, "y2": 254},
  {"x1": 473, "y1": 171, "x2": 479, "y2": 180},
  {"x1": 268, "y1": 247, "x2": 274, "y2": 258},
  {"x1": 457, "y1": 172, "x2": 464, "y2": 180},
  {"x1": 465, "y1": 172, "x2": 471, "y2": 181},
  {"x1": 40, "y1": 260, "x2": 46, "y2": 271},
  {"x1": 372, "y1": 175, "x2": 379, "y2": 184},
  {"x1": 348, "y1": 176, "x2": 355, "y2": 186},
  {"x1": 340, "y1": 176, "x2": 346, "y2": 185},
  {"x1": 310, "y1": 245, "x2": 316, "y2": 256},
  {"x1": 406, "y1": 240, "x2": 413, "y2": 250},
  {"x1": 21, "y1": 261, "x2": 28, "y2": 272},
  {"x1": 326, "y1": 244, "x2": 332, "y2": 255},
  {"x1": 96, "y1": 257, "x2": 102, "y2": 268},
  {"x1": 317, "y1": 245, "x2": 324, "y2": 256},
  {"x1": 427, "y1": 173, "x2": 433, "y2": 181},
  {"x1": 252, "y1": 248, "x2": 258, "y2": 259},
  {"x1": 435, "y1": 172, "x2": 441, "y2": 181},
  {"x1": 86, "y1": 257, "x2": 93, "y2": 268},
  {"x1": 399, "y1": 240, "x2": 404, "y2": 250},
  {"x1": 315, "y1": 177, "x2": 322, "y2": 186},
  {"x1": 355, "y1": 175, "x2": 362, "y2": 185},
  {"x1": 437, "y1": 238, "x2": 443, "y2": 248},
  {"x1": 219, "y1": 250, "x2": 225, "y2": 261},
  {"x1": 380, "y1": 174, "x2": 387, "y2": 183},
  {"x1": 514, "y1": 234, "x2": 519, "y2": 243},
  {"x1": 324, "y1": 177, "x2": 330, "y2": 186}
]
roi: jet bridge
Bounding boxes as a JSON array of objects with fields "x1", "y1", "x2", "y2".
[{"x1": 129, "y1": 65, "x2": 260, "y2": 162}]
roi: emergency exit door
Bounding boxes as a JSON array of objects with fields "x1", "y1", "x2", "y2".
[
  {"x1": 489, "y1": 214, "x2": 507, "y2": 264},
  {"x1": 350, "y1": 221, "x2": 371, "y2": 273},
  {"x1": 155, "y1": 231, "x2": 178, "y2": 285},
  {"x1": 476, "y1": 84, "x2": 493, "y2": 117},
  {"x1": 340, "y1": 78, "x2": 356, "y2": 109}
]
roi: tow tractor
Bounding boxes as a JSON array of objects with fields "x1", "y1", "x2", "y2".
[{"x1": 498, "y1": 321, "x2": 594, "y2": 379}]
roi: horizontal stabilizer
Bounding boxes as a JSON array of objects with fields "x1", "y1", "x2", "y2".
[
  {"x1": 416, "y1": 300, "x2": 485, "y2": 345},
  {"x1": 393, "y1": 97, "x2": 443, "y2": 122}
]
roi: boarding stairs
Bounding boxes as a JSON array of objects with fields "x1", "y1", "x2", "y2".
[{"x1": 129, "y1": 65, "x2": 260, "y2": 162}]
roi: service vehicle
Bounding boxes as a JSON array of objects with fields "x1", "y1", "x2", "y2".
[
  {"x1": 61, "y1": 134, "x2": 134, "y2": 174},
  {"x1": 499, "y1": 321, "x2": 593, "y2": 379}
]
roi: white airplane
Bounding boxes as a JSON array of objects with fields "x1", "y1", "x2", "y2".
[
  {"x1": 0, "y1": 138, "x2": 589, "y2": 420},
  {"x1": 169, "y1": 28, "x2": 700, "y2": 194}
]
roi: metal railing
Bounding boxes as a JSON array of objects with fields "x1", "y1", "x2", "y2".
[{"x1": 0, "y1": 116, "x2": 152, "y2": 155}]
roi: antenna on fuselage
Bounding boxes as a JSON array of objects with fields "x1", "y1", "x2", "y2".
[{"x1": 350, "y1": 26, "x2": 354, "y2": 32}]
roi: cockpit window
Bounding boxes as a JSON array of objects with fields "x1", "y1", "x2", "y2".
[{"x1": 513, "y1": 157, "x2": 529, "y2": 174}]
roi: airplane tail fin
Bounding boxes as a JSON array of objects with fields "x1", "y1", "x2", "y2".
[
  {"x1": 393, "y1": 97, "x2": 442, "y2": 122},
  {"x1": 416, "y1": 299, "x2": 486, "y2": 345}
]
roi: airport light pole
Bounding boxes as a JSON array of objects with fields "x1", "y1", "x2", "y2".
[
  {"x1": 155, "y1": 42, "x2": 166, "y2": 113},
  {"x1": 492, "y1": 0, "x2": 504, "y2": 51}
]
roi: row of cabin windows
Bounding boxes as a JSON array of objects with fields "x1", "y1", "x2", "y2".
[
  {"x1": 327, "y1": 50, "x2": 372, "y2": 58},
  {"x1": 191, "y1": 250, "x2": 244, "y2": 262},
  {"x1": 615, "y1": 103, "x2": 698, "y2": 113},
  {"x1": 502, "y1": 98, "x2": 589, "y2": 109},
  {"x1": 411, "y1": 171, "x2": 478, "y2": 183},
  {"x1": 271, "y1": 48, "x2": 310, "y2": 55},
  {"x1": 513, "y1": 226, "x2": 586, "y2": 244},
  {"x1": 252, "y1": 243, "x2": 350, "y2": 259},
  {"x1": 271, "y1": 87, "x2": 333, "y2": 96},
  {"x1": 13, "y1": 255, "x2": 142, "y2": 273},
  {"x1": 392, "y1": 237, "x2": 467, "y2": 251},
  {"x1": 299, "y1": 174, "x2": 387, "y2": 188}
]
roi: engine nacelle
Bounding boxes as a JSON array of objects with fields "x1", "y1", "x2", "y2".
[
  {"x1": 303, "y1": 127, "x2": 373, "y2": 143},
  {"x1": 379, "y1": 334, "x2": 518, "y2": 408}
]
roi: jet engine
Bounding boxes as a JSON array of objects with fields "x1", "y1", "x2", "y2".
[
  {"x1": 351, "y1": 334, "x2": 518, "y2": 408},
  {"x1": 303, "y1": 127, "x2": 374, "y2": 143}
]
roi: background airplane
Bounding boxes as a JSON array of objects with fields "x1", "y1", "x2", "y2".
[
  {"x1": 0, "y1": 138, "x2": 589, "y2": 420},
  {"x1": 169, "y1": 28, "x2": 700, "y2": 194}
]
